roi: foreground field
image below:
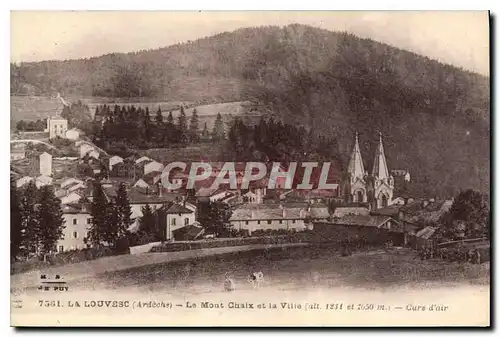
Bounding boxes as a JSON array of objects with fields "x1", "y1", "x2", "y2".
[
  {"x1": 11, "y1": 245, "x2": 490, "y2": 327},
  {"x1": 48, "y1": 245, "x2": 489, "y2": 299}
]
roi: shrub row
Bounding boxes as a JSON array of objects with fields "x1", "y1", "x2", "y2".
[{"x1": 11, "y1": 246, "x2": 129, "y2": 275}]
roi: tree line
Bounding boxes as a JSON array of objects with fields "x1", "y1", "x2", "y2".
[
  {"x1": 89, "y1": 104, "x2": 225, "y2": 154},
  {"x1": 224, "y1": 116, "x2": 342, "y2": 165},
  {"x1": 85, "y1": 103, "x2": 343, "y2": 166},
  {"x1": 15, "y1": 119, "x2": 46, "y2": 132}
]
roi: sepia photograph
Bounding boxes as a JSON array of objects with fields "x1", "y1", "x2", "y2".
[{"x1": 9, "y1": 10, "x2": 490, "y2": 327}]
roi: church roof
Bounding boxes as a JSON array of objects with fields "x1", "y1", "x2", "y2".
[
  {"x1": 371, "y1": 132, "x2": 390, "y2": 180},
  {"x1": 347, "y1": 132, "x2": 365, "y2": 179}
]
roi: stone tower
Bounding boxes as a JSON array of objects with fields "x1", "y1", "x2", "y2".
[
  {"x1": 344, "y1": 132, "x2": 368, "y2": 203},
  {"x1": 367, "y1": 132, "x2": 394, "y2": 209}
]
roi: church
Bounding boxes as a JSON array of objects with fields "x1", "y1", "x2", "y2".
[{"x1": 342, "y1": 132, "x2": 395, "y2": 210}]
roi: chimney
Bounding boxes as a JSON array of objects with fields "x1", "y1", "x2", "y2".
[
  {"x1": 282, "y1": 207, "x2": 286, "y2": 219},
  {"x1": 251, "y1": 211, "x2": 255, "y2": 219}
]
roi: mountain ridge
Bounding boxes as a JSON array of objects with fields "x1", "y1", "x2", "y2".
[{"x1": 10, "y1": 24, "x2": 490, "y2": 197}]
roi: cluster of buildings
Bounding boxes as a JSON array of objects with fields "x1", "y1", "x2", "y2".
[{"x1": 12, "y1": 109, "x2": 451, "y2": 254}]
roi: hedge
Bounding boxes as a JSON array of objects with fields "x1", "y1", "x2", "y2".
[{"x1": 149, "y1": 233, "x2": 313, "y2": 253}]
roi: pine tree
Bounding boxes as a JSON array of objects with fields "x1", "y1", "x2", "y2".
[
  {"x1": 189, "y1": 108, "x2": 200, "y2": 142},
  {"x1": 154, "y1": 107, "x2": 165, "y2": 145},
  {"x1": 155, "y1": 107, "x2": 163, "y2": 125},
  {"x1": 139, "y1": 204, "x2": 156, "y2": 235},
  {"x1": 36, "y1": 186, "x2": 65, "y2": 255},
  {"x1": 212, "y1": 113, "x2": 225, "y2": 141},
  {"x1": 115, "y1": 183, "x2": 132, "y2": 236},
  {"x1": 88, "y1": 181, "x2": 108, "y2": 246},
  {"x1": 10, "y1": 177, "x2": 23, "y2": 261},
  {"x1": 103, "y1": 202, "x2": 119, "y2": 247},
  {"x1": 202, "y1": 122, "x2": 210, "y2": 139},
  {"x1": 198, "y1": 201, "x2": 233, "y2": 237},
  {"x1": 166, "y1": 111, "x2": 174, "y2": 125},
  {"x1": 177, "y1": 106, "x2": 188, "y2": 143},
  {"x1": 165, "y1": 111, "x2": 175, "y2": 142},
  {"x1": 142, "y1": 107, "x2": 152, "y2": 143},
  {"x1": 20, "y1": 181, "x2": 39, "y2": 257}
]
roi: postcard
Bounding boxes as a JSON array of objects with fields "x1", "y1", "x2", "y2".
[{"x1": 10, "y1": 10, "x2": 490, "y2": 327}]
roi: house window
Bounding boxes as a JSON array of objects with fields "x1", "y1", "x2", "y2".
[
  {"x1": 73, "y1": 219, "x2": 78, "y2": 225},
  {"x1": 245, "y1": 221, "x2": 249, "y2": 225},
  {"x1": 292, "y1": 220, "x2": 296, "y2": 224},
  {"x1": 58, "y1": 245, "x2": 64, "y2": 252},
  {"x1": 267, "y1": 220, "x2": 272, "y2": 225},
  {"x1": 184, "y1": 218, "x2": 189, "y2": 226},
  {"x1": 257, "y1": 221, "x2": 261, "y2": 225},
  {"x1": 87, "y1": 218, "x2": 91, "y2": 224},
  {"x1": 73, "y1": 231, "x2": 78, "y2": 239},
  {"x1": 279, "y1": 220, "x2": 283, "y2": 224},
  {"x1": 171, "y1": 218, "x2": 177, "y2": 226}
]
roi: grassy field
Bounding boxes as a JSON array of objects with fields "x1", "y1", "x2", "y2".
[
  {"x1": 72, "y1": 245, "x2": 489, "y2": 296},
  {"x1": 11, "y1": 96, "x2": 261, "y2": 123},
  {"x1": 11, "y1": 245, "x2": 490, "y2": 326}
]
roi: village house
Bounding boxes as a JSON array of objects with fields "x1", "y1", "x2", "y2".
[
  {"x1": 313, "y1": 214, "x2": 406, "y2": 245},
  {"x1": 399, "y1": 198, "x2": 453, "y2": 225},
  {"x1": 11, "y1": 147, "x2": 26, "y2": 161},
  {"x1": 144, "y1": 160, "x2": 164, "y2": 176},
  {"x1": 39, "y1": 152, "x2": 52, "y2": 177},
  {"x1": 65, "y1": 128, "x2": 82, "y2": 141},
  {"x1": 127, "y1": 187, "x2": 185, "y2": 232},
  {"x1": 46, "y1": 116, "x2": 68, "y2": 139},
  {"x1": 332, "y1": 204, "x2": 370, "y2": 217},
  {"x1": 134, "y1": 158, "x2": 154, "y2": 177},
  {"x1": 157, "y1": 202, "x2": 197, "y2": 240},
  {"x1": 110, "y1": 161, "x2": 134, "y2": 178},
  {"x1": 60, "y1": 177, "x2": 85, "y2": 189},
  {"x1": 133, "y1": 178, "x2": 150, "y2": 189},
  {"x1": 172, "y1": 223, "x2": 205, "y2": 241},
  {"x1": 108, "y1": 155, "x2": 124, "y2": 171},
  {"x1": 58, "y1": 203, "x2": 92, "y2": 252},
  {"x1": 135, "y1": 156, "x2": 152, "y2": 165},
  {"x1": 59, "y1": 191, "x2": 84, "y2": 205},
  {"x1": 35, "y1": 175, "x2": 53, "y2": 188},
  {"x1": 16, "y1": 176, "x2": 34, "y2": 188},
  {"x1": 79, "y1": 143, "x2": 95, "y2": 158},
  {"x1": 195, "y1": 188, "x2": 233, "y2": 203},
  {"x1": 229, "y1": 202, "x2": 329, "y2": 235},
  {"x1": 409, "y1": 226, "x2": 439, "y2": 251}
]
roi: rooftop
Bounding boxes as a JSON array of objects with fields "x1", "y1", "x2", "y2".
[{"x1": 327, "y1": 215, "x2": 395, "y2": 228}]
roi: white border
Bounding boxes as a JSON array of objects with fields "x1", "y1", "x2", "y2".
[{"x1": 2, "y1": 1, "x2": 497, "y2": 336}]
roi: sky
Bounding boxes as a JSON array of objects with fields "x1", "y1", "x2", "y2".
[{"x1": 10, "y1": 11, "x2": 490, "y2": 76}]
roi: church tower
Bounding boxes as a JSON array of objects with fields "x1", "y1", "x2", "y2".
[
  {"x1": 344, "y1": 132, "x2": 368, "y2": 203},
  {"x1": 368, "y1": 132, "x2": 394, "y2": 209}
]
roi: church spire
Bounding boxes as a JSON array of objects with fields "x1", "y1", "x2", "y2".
[
  {"x1": 372, "y1": 132, "x2": 389, "y2": 180},
  {"x1": 347, "y1": 132, "x2": 365, "y2": 180}
]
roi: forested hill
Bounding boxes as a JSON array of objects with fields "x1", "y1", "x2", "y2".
[{"x1": 11, "y1": 24, "x2": 490, "y2": 197}]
